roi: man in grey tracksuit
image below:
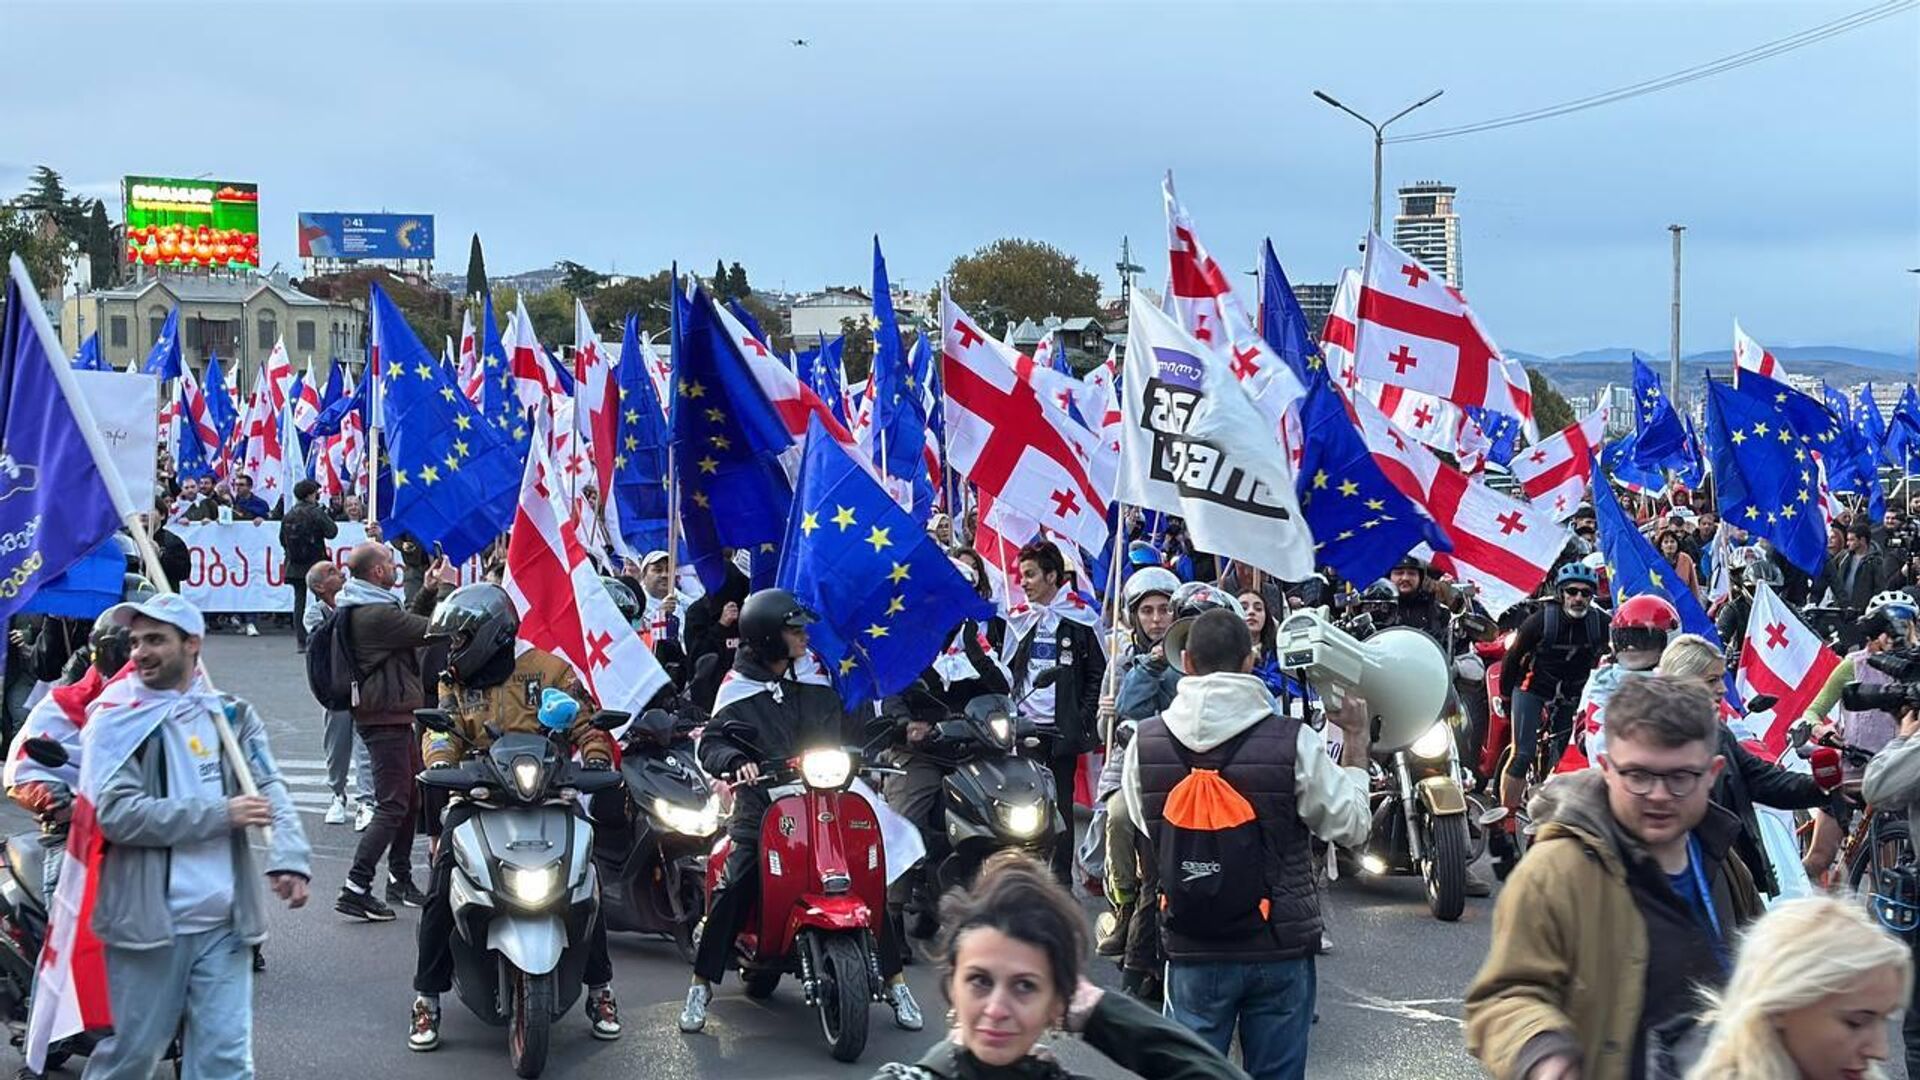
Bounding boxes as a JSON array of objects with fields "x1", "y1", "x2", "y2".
[
  {"x1": 81, "y1": 594, "x2": 311, "y2": 1080},
  {"x1": 1862, "y1": 707, "x2": 1920, "y2": 1078}
]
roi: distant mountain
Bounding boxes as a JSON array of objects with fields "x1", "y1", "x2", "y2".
[{"x1": 1512, "y1": 344, "x2": 1911, "y2": 372}]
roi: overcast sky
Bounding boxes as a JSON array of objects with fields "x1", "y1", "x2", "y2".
[{"x1": 5, "y1": 1, "x2": 1916, "y2": 357}]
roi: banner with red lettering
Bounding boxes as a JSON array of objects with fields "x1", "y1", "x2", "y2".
[{"x1": 174, "y1": 522, "x2": 480, "y2": 612}]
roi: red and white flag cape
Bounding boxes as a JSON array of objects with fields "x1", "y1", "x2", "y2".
[
  {"x1": 1351, "y1": 391, "x2": 1568, "y2": 614},
  {"x1": 504, "y1": 431, "x2": 670, "y2": 716},
  {"x1": 1733, "y1": 319, "x2": 1782, "y2": 383},
  {"x1": 942, "y1": 293, "x2": 1109, "y2": 553},
  {"x1": 1510, "y1": 405, "x2": 1608, "y2": 521},
  {"x1": 1735, "y1": 581, "x2": 1841, "y2": 755}
]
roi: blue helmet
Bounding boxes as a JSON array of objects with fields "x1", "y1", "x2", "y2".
[
  {"x1": 1126, "y1": 541, "x2": 1162, "y2": 569},
  {"x1": 1553, "y1": 563, "x2": 1598, "y2": 592}
]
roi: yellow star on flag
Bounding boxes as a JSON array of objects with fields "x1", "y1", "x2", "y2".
[
  {"x1": 692, "y1": 491, "x2": 710, "y2": 509},
  {"x1": 832, "y1": 505, "x2": 857, "y2": 530},
  {"x1": 865, "y1": 526, "x2": 891, "y2": 552},
  {"x1": 801, "y1": 511, "x2": 821, "y2": 536},
  {"x1": 453, "y1": 413, "x2": 472, "y2": 431},
  {"x1": 452, "y1": 439, "x2": 470, "y2": 458},
  {"x1": 698, "y1": 456, "x2": 719, "y2": 475},
  {"x1": 1312, "y1": 469, "x2": 1328, "y2": 490},
  {"x1": 705, "y1": 408, "x2": 725, "y2": 423},
  {"x1": 679, "y1": 379, "x2": 706, "y2": 399},
  {"x1": 392, "y1": 467, "x2": 409, "y2": 487},
  {"x1": 886, "y1": 595, "x2": 906, "y2": 615},
  {"x1": 864, "y1": 623, "x2": 889, "y2": 639},
  {"x1": 439, "y1": 386, "x2": 457, "y2": 403},
  {"x1": 1338, "y1": 479, "x2": 1360, "y2": 497},
  {"x1": 1364, "y1": 498, "x2": 1385, "y2": 511},
  {"x1": 887, "y1": 561, "x2": 910, "y2": 584},
  {"x1": 419, "y1": 464, "x2": 441, "y2": 486},
  {"x1": 415, "y1": 362, "x2": 434, "y2": 380},
  {"x1": 1730, "y1": 429, "x2": 1746, "y2": 445},
  {"x1": 839, "y1": 657, "x2": 857, "y2": 676},
  {"x1": 709, "y1": 433, "x2": 731, "y2": 450}
]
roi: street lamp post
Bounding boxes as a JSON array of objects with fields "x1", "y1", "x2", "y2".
[
  {"x1": 1312, "y1": 88, "x2": 1445, "y2": 237},
  {"x1": 1908, "y1": 267, "x2": 1920, "y2": 387}
]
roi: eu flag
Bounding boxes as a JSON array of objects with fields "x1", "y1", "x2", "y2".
[
  {"x1": 1820, "y1": 382, "x2": 1869, "y2": 495},
  {"x1": 1739, "y1": 367, "x2": 1841, "y2": 447},
  {"x1": 1602, "y1": 432, "x2": 1666, "y2": 494},
  {"x1": 1295, "y1": 380, "x2": 1450, "y2": 583},
  {"x1": 1889, "y1": 386, "x2": 1920, "y2": 470},
  {"x1": 0, "y1": 258, "x2": 128, "y2": 623},
  {"x1": 776, "y1": 415, "x2": 993, "y2": 710},
  {"x1": 1630, "y1": 355, "x2": 1687, "y2": 467},
  {"x1": 204, "y1": 350, "x2": 237, "y2": 443},
  {"x1": 478, "y1": 292, "x2": 524, "y2": 442},
  {"x1": 612, "y1": 313, "x2": 669, "y2": 555},
  {"x1": 800, "y1": 332, "x2": 848, "y2": 427},
  {"x1": 1705, "y1": 378, "x2": 1827, "y2": 575},
  {"x1": 1591, "y1": 455, "x2": 1720, "y2": 648},
  {"x1": 669, "y1": 282, "x2": 794, "y2": 594},
  {"x1": 1465, "y1": 407, "x2": 1521, "y2": 468},
  {"x1": 142, "y1": 305, "x2": 182, "y2": 380},
  {"x1": 72, "y1": 332, "x2": 103, "y2": 372},
  {"x1": 1257, "y1": 239, "x2": 1322, "y2": 388},
  {"x1": 371, "y1": 283, "x2": 522, "y2": 563},
  {"x1": 866, "y1": 237, "x2": 909, "y2": 447}
]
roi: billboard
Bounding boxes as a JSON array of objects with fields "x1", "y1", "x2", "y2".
[
  {"x1": 297, "y1": 212, "x2": 435, "y2": 260},
  {"x1": 122, "y1": 175, "x2": 259, "y2": 269}
]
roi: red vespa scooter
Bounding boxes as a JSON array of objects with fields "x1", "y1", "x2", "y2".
[{"x1": 705, "y1": 745, "x2": 888, "y2": 1062}]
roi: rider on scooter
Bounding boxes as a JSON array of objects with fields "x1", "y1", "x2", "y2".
[
  {"x1": 1498, "y1": 563, "x2": 1608, "y2": 809},
  {"x1": 407, "y1": 583, "x2": 624, "y2": 1052},
  {"x1": 678, "y1": 588, "x2": 922, "y2": 1035}
]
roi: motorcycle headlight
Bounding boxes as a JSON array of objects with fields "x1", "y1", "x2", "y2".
[
  {"x1": 655, "y1": 794, "x2": 722, "y2": 837},
  {"x1": 504, "y1": 864, "x2": 559, "y2": 906},
  {"x1": 1000, "y1": 801, "x2": 1045, "y2": 838},
  {"x1": 1410, "y1": 721, "x2": 1453, "y2": 761},
  {"x1": 989, "y1": 716, "x2": 1012, "y2": 745},
  {"x1": 799, "y1": 748, "x2": 853, "y2": 790},
  {"x1": 510, "y1": 756, "x2": 546, "y2": 800}
]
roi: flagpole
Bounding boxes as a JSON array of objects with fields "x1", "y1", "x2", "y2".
[{"x1": 1099, "y1": 502, "x2": 1130, "y2": 703}]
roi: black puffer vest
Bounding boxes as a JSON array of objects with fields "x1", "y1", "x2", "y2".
[{"x1": 1135, "y1": 709, "x2": 1320, "y2": 962}]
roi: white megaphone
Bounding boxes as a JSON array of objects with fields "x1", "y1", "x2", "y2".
[{"x1": 1277, "y1": 609, "x2": 1451, "y2": 754}]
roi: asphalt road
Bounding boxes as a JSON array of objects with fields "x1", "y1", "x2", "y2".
[{"x1": 15, "y1": 633, "x2": 1495, "y2": 1079}]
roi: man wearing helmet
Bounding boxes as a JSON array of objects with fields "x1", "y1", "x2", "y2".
[
  {"x1": 679, "y1": 588, "x2": 922, "y2": 1036},
  {"x1": 1578, "y1": 595, "x2": 1683, "y2": 766},
  {"x1": 1374, "y1": 555, "x2": 1463, "y2": 644},
  {"x1": 406, "y1": 582, "x2": 623, "y2": 1052},
  {"x1": 1497, "y1": 564, "x2": 1608, "y2": 809}
]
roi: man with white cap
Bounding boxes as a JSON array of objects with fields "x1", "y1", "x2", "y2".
[
  {"x1": 79, "y1": 593, "x2": 310, "y2": 1080},
  {"x1": 634, "y1": 550, "x2": 692, "y2": 647}
]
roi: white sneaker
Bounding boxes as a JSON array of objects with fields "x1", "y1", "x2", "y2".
[
  {"x1": 678, "y1": 984, "x2": 712, "y2": 1033},
  {"x1": 244, "y1": 622, "x2": 259, "y2": 637},
  {"x1": 324, "y1": 796, "x2": 348, "y2": 825},
  {"x1": 353, "y1": 802, "x2": 375, "y2": 832},
  {"x1": 886, "y1": 982, "x2": 923, "y2": 1031}
]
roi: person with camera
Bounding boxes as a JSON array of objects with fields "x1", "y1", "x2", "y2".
[
  {"x1": 405, "y1": 582, "x2": 623, "y2": 1052},
  {"x1": 1861, "y1": 696, "x2": 1920, "y2": 1076}
]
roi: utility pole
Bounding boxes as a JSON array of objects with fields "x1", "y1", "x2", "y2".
[
  {"x1": 1312, "y1": 89, "x2": 1445, "y2": 239},
  {"x1": 1908, "y1": 267, "x2": 1919, "y2": 387},
  {"x1": 1669, "y1": 224, "x2": 1685, "y2": 409}
]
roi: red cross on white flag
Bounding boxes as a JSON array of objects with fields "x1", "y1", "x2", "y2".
[
  {"x1": 1509, "y1": 405, "x2": 1608, "y2": 522},
  {"x1": 1735, "y1": 581, "x2": 1841, "y2": 754}
]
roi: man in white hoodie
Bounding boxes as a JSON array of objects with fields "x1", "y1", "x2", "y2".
[{"x1": 1121, "y1": 609, "x2": 1372, "y2": 1080}]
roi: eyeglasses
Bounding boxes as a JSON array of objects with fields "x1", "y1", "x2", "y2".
[
  {"x1": 1601, "y1": 754, "x2": 1710, "y2": 797},
  {"x1": 1561, "y1": 587, "x2": 1593, "y2": 599}
]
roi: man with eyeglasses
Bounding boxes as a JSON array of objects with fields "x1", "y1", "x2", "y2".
[
  {"x1": 1497, "y1": 564, "x2": 1608, "y2": 810},
  {"x1": 1467, "y1": 676, "x2": 1763, "y2": 1080}
]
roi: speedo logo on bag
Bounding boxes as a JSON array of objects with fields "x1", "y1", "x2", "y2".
[
  {"x1": 1156, "y1": 754, "x2": 1272, "y2": 939},
  {"x1": 1180, "y1": 860, "x2": 1222, "y2": 883}
]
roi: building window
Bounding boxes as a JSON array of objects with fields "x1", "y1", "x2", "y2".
[
  {"x1": 296, "y1": 320, "x2": 316, "y2": 351},
  {"x1": 110, "y1": 315, "x2": 128, "y2": 348},
  {"x1": 149, "y1": 305, "x2": 167, "y2": 344},
  {"x1": 257, "y1": 312, "x2": 277, "y2": 350}
]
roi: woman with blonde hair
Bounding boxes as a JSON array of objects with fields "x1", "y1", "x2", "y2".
[{"x1": 1684, "y1": 895, "x2": 1909, "y2": 1080}]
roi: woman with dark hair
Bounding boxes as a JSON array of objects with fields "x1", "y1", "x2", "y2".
[
  {"x1": 1657, "y1": 528, "x2": 1702, "y2": 600},
  {"x1": 870, "y1": 853, "x2": 1247, "y2": 1080}
]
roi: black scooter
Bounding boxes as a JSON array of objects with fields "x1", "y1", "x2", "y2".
[
  {"x1": 917, "y1": 692, "x2": 1064, "y2": 895},
  {"x1": 592, "y1": 707, "x2": 718, "y2": 962}
]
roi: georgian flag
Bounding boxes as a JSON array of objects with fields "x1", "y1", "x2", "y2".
[
  {"x1": 261, "y1": 336, "x2": 296, "y2": 414},
  {"x1": 1735, "y1": 581, "x2": 1841, "y2": 754},
  {"x1": 506, "y1": 294, "x2": 571, "y2": 408},
  {"x1": 710, "y1": 299, "x2": 860, "y2": 472},
  {"x1": 1509, "y1": 405, "x2": 1608, "y2": 521},
  {"x1": 572, "y1": 300, "x2": 628, "y2": 560},
  {"x1": 291, "y1": 360, "x2": 323, "y2": 435},
  {"x1": 1733, "y1": 319, "x2": 1781, "y2": 383},
  {"x1": 457, "y1": 306, "x2": 483, "y2": 406},
  {"x1": 1325, "y1": 269, "x2": 1474, "y2": 459}
]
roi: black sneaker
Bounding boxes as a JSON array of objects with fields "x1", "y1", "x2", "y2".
[
  {"x1": 252, "y1": 945, "x2": 266, "y2": 972},
  {"x1": 336, "y1": 886, "x2": 397, "y2": 922},
  {"x1": 387, "y1": 875, "x2": 428, "y2": 908}
]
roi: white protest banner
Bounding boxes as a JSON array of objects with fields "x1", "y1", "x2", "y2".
[
  {"x1": 175, "y1": 522, "x2": 481, "y2": 612},
  {"x1": 72, "y1": 369, "x2": 158, "y2": 511}
]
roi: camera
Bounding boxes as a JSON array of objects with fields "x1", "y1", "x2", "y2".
[{"x1": 1840, "y1": 646, "x2": 1920, "y2": 714}]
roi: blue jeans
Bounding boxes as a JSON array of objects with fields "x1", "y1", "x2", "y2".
[
  {"x1": 1507, "y1": 687, "x2": 1547, "y2": 778},
  {"x1": 86, "y1": 925, "x2": 253, "y2": 1079},
  {"x1": 1164, "y1": 956, "x2": 1316, "y2": 1080}
]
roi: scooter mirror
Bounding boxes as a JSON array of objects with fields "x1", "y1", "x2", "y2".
[
  {"x1": 1745, "y1": 693, "x2": 1779, "y2": 715},
  {"x1": 414, "y1": 709, "x2": 457, "y2": 734},
  {"x1": 22, "y1": 736, "x2": 68, "y2": 769},
  {"x1": 1788, "y1": 717, "x2": 1814, "y2": 749},
  {"x1": 1031, "y1": 668, "x2": 1062, "y2": 690},
  {"x1": 934, "y1": 720, "x2": 969, "y2": 743},
  {"x1": 590, "y1": 710, "x2": 632, "y2": 732}
]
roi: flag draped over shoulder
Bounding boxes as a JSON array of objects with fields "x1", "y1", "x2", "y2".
[
  {"x1": 776, "y1": 416, "x2": 992, "y2": 710},
  {"x1": 0, "y1": 258, "x2": 134, "y2": 624},
  {"x1": 371, "y1": 283, "x2": 522, "y2": 563}
]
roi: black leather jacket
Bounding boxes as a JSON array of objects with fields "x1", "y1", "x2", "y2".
[{"x1": 697, "y1": 656, "x2": 858, "y2": 842}]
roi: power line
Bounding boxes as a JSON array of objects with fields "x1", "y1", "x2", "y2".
[{"x1": 1387, "y1": 0, "x2": 1916, "y2": 144}]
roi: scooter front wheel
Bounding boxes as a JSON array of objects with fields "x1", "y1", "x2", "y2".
[
  {"x1": 815, "y1": 933, "x2": 871, "y2": 1063},
  {"x1": 507, "y1": 968, "x2": 553, "y2": 1078}
]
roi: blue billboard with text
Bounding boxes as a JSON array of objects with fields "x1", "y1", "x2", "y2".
[{"x1": 296, "y1": 213, "x2": 434, "y2": 259}]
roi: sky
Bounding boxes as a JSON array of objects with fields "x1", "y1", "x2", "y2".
[{"x1": 4, "y1": 1, "x2": 1916, "y2": 358}]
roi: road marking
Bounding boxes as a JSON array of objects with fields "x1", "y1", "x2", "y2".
[{"x1": 1341, "y1": 991, "x2": 1464, "y2": 1026}]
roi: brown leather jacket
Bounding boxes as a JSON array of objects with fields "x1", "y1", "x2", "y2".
[{"x1": 424, "y1": 647, "x2": 614, "y2": 768}]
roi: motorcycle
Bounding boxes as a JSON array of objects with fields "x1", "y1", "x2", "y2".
[
  {"x1": 918, "y1": 693, "x2": 1064, "y2": 895},
  {"x1": 594, "y1": 706, "x2": 719, "y2": 962},
  {"x1": 706, "y1": 744, "x2": 890, "y2": 1063},
  {"x1": 414, "y1": 709, "x2": 627, "y2": 1079}
]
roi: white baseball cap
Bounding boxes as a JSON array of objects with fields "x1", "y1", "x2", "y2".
[
  {"x1": 640, "y1": 550, "x2": 671, "y2": 570},
  {"x1": 107, "y1": 593, "x2": 206, "y2": 638}
]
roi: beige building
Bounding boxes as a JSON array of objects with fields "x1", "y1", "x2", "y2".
[
  {"x1": 59, "y1": 272, "x2": 365, "y2": 386},
  {"x1": 1393, "y1": 181, "x2": 1462, "y2": 289}
]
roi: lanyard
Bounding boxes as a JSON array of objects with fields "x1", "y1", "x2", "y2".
[{"x1": 1687, "y1": 833, "x2": 1724, "y2": 947}]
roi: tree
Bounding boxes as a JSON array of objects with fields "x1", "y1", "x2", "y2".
[
  {"x1": 584, "y1": 269, "x2": 674, "y2": 332},
  {"x1": 555, "y1": 260, "x2": 606, "y2": 297},
  {"x1": 522, "y1": 288, "x2": 573, "y2": 345},
  {"x1": 465, "y1": 234, "x2": 488, "y2": 300},
  {"x1": 1527, "y1": 369, "x2": 1576, "y2": 438},
  {"x1": 839, "y1": 316, "x2": 875, "y2": 383},
  {"x1": 726, "y1": 261, "x2": 749, "y2": 303},
  {"x1": 0, "y1": 204, "x2": 64, "y2": 297},
  {"x1": 945, "y1": 238, "x2": 1101, "y2": 328},
  {"x1": 712, "y1": 259, "x2": 730, "y2": 301},
  {"x1": 23, "y1": 166, "x2": 85, "y2": 236},
  {"x1": 84, "y1": 200, "x2": 118, "y2": 288}
]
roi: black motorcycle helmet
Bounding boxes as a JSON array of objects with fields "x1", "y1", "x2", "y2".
[
  {"x1": 427, "y1": 583, "x2": 521, "y2": 684},
  {"x1": 602, "y1": 576, "x2": 641, "y2": 625},
  {"x1": 88, "y1": 574, "x2": 158, "y2": 676},
  {"x1": 737, "y1": 588, "x2": 816, "y2": 665}
]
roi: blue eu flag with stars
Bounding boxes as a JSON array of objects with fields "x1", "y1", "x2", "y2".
[
  {"x1": 1258, "y1": 239, "x2": 1323, "y2": 389},
  {"x1": 1630, "y1": 355, "x2": 1687, "y2": 468},
  {"x1": 372, "y1": 283, "x2": 522, "y2": 563},
  {"x1": 143, "y1": 305, "x2": 182, "y2": 380},
  {"x1": 1294, "y1": 380, "x2": 1449, "y2": 584},
  {"x1": 777, "y1": 415, "x2": 993, "y2": 710},
  {"x1": 612, "y1": 313, "x2": 669, "y2": 555},
  {"x1": 1705, "y1": 378, "x2": 1828, "y2": 576},
  {"x1": 1591, "y1": 455, "x2": 1720, "y2": 648}
]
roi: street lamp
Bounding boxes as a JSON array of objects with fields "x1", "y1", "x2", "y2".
[
  {"x1": 1312, "y1": 88, "x2": 1445, "y2": 237},
  {"x1": 1908, "y1": 267, "x2": 1920, "y2": 386}
]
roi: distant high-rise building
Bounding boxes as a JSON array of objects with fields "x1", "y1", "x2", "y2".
[
  {"x1": 1291, "y1": 282, "x2": 1337, "y2": 342},
  {"x1": 1394, "y1": 181, "x2": 1461, "y2": 289}
]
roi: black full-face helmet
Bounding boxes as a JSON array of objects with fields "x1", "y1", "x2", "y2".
[{"x1": 427, "y1": 583, "x2": 521, "y2": 683}]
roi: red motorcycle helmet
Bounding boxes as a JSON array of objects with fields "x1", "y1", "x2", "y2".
[{"x1": 1611, "y1": 594, "x2": 1681, "y2": 655}]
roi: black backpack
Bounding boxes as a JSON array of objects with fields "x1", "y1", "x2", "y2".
[
  {"x1": 1153, "y1": 728, "x2": 1274, "y2": 942},
  {"x1": 305, "y1": 606, "x2": 363, "y2": 710}
]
